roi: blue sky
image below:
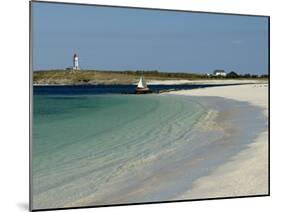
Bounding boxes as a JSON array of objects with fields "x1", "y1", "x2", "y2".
[{"x1": 32, "y1": 2, "x2": 269, "y2": 74}]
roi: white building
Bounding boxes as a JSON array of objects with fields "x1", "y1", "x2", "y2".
[
  {"x1": 73, "y1": 53, "x2": 80, "y2": 70},
  {"x1": 213, "y1": 70, "x2": 226, "y2": 77}
]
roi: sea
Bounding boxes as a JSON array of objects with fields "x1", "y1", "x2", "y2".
[
  {"x1": 32, "y1": 84, "x2": 266, "y2": 209},
  {"x1": 33, "y1": 84, "x2": 243, "y2": 95}
]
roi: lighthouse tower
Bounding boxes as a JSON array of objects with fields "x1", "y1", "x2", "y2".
[{"x1": 73, "y1": 53, "x2": 80, "y2": 70}]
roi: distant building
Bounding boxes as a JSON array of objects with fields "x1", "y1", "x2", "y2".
[
  {"x1": 213, "y1": 70, "x2": 227, "y2": 77},
  {"x1": 73, "y1": 53, "x2": 80, "y2": 70}
]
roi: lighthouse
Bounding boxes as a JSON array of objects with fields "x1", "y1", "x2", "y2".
[{"x1": 73, "y1": 53, "x2": 80, "y2": 70}]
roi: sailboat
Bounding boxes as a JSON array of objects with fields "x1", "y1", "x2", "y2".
[{"x1": 135, "y1": 76, "x2": 151, "y2": 94}]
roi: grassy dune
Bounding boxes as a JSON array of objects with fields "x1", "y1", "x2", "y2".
[
  {"x1": 33, "y1": 70, "x2": 267, "y2": 85},
  {"x1": 33, "y1": 70, "x2": 207, "y2": 85}
]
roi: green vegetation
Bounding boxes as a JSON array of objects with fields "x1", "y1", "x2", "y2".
[
  {"x1": 33, "y1": 69, "x2": 205, "y2": 85},
  {"x1": 225, "y1": 71, "x2": 268, "y2": 79},
  {"x1": 226, "y1": 71, "x2": 240, "y2": 78},
  {"x1": 33, "y1": 69, "x2": 268, "y2": 85}
]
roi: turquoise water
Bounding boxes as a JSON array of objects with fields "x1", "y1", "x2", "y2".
[
  {"x1": 32, "y1": 93, "x2": 267, "y2": 209},
  {"x1": 32, "y1": 94, "x2": 207, "y2": 208}
]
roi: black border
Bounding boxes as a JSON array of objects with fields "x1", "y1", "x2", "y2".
[{"x1": 29, "y1": 1, "x2": 270, "y2": 211}]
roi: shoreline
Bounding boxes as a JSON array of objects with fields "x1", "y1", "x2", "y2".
[
  {"x1": 147, "y1": 79, "x2": 266, "y2": 85},
  {"x1": 32, "y1": 83, "x2": 269, "y2": 208},
  {"x1": 33, "y1": 79, "x2": 266, "y2": 86},
  {"x1": 63, "y1": 91, "x2": 267, "y2": 207},
  {"x1": 169, "y1": 83, "x2": 269, "y2": 199}
]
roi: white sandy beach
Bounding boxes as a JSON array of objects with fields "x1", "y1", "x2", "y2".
[
  {"x1": 68, "y1": 83, "x2": 268, "y2": 207},
  {"x1": 169, "y1": 83, "x2": 269, "y2": 199},
  {"x1": 32, "y1": 83, "x2": 269, "y2": 209},
  {"x1": 147, "y1": 79, "x2": 267, "y2": 85}
]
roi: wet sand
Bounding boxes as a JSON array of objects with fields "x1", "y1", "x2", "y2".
[
  {"x1": 169, "y1": 83, "x2": 269, "y2": 199},
  {"x1": 64, "y1": 85, "x2": 268, "y2": 207},
  {"x1": 32, "y1": 84, "x2": 268, "y2": 209}
]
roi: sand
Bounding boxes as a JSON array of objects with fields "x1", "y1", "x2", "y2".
[
  {"x1": 147, "y1": 79, "x2": 266, "y2": 85},
  {"x1": 169, "y1": 83, "x2": 269, "y2": 199},
  {"x1": 66, "y1": 84, "x2": 268, "y2": 207},
  {"x1": 32, "y1": 83, "x2": 268, "y2": 209}
]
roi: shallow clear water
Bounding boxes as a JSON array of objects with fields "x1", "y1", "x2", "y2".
[
  {"x1": 32, "y1": 94, "x2": 206, "y2": 207},
  {"x1": 32, "y1": 93, "x2": 266, "y2": 209}
]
